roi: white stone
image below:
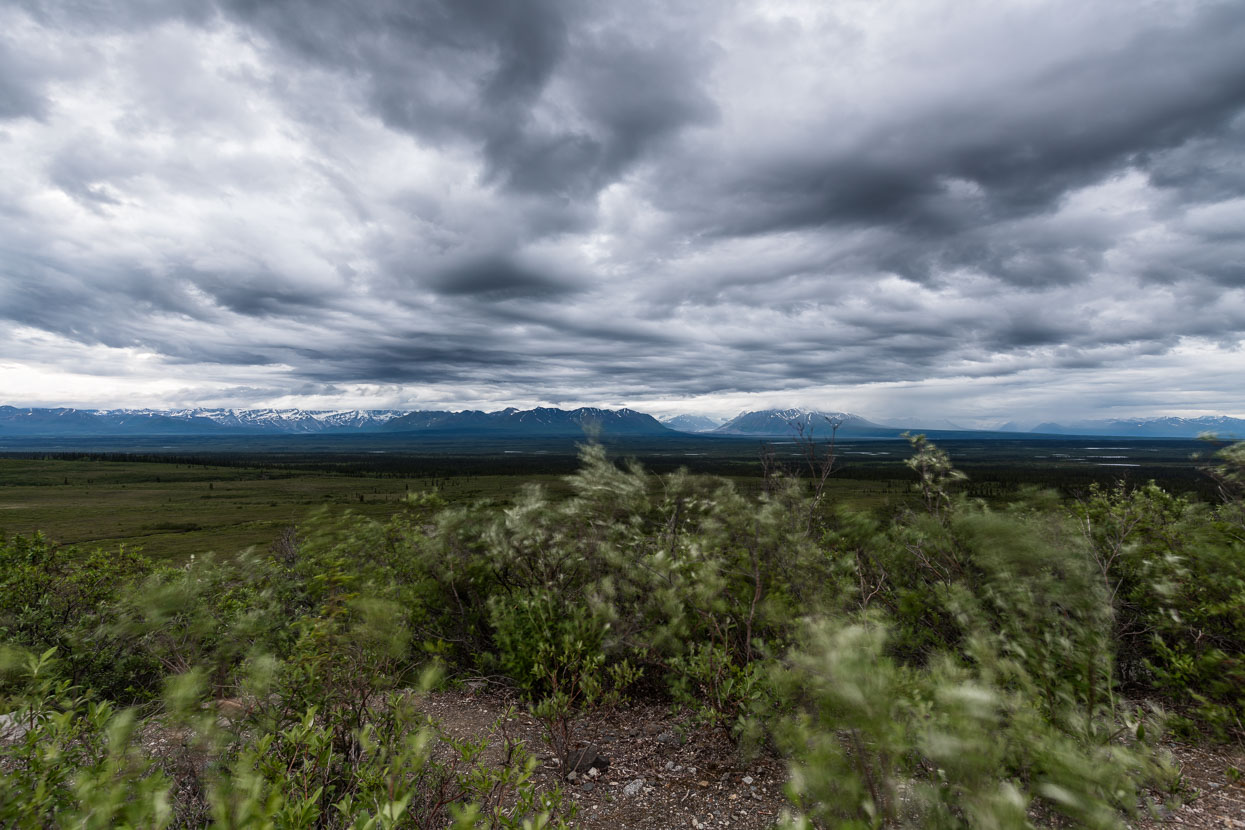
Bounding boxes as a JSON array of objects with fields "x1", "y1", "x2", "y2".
[{"x1": 0, "y1": 713, "x2": 28, "y2": 741}]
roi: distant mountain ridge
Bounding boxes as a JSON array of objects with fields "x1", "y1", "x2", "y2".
[
  {"x1": 660, "y1": 414, "x2": 724, "y2": 433},
  {"x1": 114, "y1": 408, "x2": 407, "y2": 433},
  {"x1": 713, "y1": 408, "x2": 895, "y2": 437},
  {"x1": 1029, "y1": 416, "x2": 1245, "y2": 438},
  {"x1": 0, "y1": 406, "x2": 671, "y2": 437},
  {"x1": 3, "y1": 405, "x2": 1242, "y2": 440},
  {"x1": 382, "y1": 407, "x2": 669, "y2": 435}
]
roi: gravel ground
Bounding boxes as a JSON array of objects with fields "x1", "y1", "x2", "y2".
[
  {"x1": 418, "y1": 686, "x2": 789, "y2": 829},
  {"x1": 1129, "y1": 741, "x2": 1245, "y2": 829},
  {"x1": 419, "y1": 686, "x2": 1245, "y2": 830}
]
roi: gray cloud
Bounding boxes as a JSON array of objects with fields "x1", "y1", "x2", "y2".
[
  {"x1": 218, "y1": 0, "x2": 715, "y2": 204},
  {"x1": 0, "y1": 41, "x2": 46, "y2": 121},
  {"x1": 647, "y1": 4, "x2": 1245, "y2": 273},
  {"x1": 0, "y1": 0, "x2": 1243, "y2": 422},
  {"x1": 425, "y1": 255, "x2": 582, "y2": 300}
]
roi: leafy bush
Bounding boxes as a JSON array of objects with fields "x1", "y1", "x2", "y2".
[
  {"x1": 0, "y1": 647, "x2": 570, "y2": 830},
  {"x1": 1073, "y1": 475, "x2": 1245, "y2": 736},
  {"x1": 0, "y1": 534, "x2": 158, "y2": 700},
  {"x1": 776, "y1": 619, "x2": 1174, "y2": 830},
  {"x1": 0, "y1": 647, "x2": 171, "y2": 828},
  {"x1": 3, "y1": 437, "x2": 1242, "y2": 826}
]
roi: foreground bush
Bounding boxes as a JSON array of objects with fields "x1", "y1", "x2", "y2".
[
  {"x1": 1073, "y1": 479, "x2": 1245, "y2": 737},
  {"x1": 777, "y1": 620, "x2": 1173, "y2": 830},
  {"x1": 0, "y1": 648, "x2": 569, "y2": 829},
  {"x1": 1, "y1": 438, "x2": 1242, "y2": 827}
]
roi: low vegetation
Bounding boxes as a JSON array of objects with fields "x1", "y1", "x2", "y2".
[{"x1": 1, "y1": 437, "x2": 1242, "y2": 827}]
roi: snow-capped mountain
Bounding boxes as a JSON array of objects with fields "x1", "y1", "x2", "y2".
[
  {"x1": 6, "y1": 405, "x2": 1240, "y2": 440},
  {"x1": 0, "y1": 406, "x2": 171, "y2": 435},
  {"x1": 190, "y1": 409, "x2": 405, "y2": 433},
  {"x1": 383, "y1": 407, "x2": 671, "y2": 435},
  {"x1": 713, "y1": 408, "x2": 891, "y2": 437},
  {"x1": 660, "y1": 414, "x2": 725, "y2": 433},
  {"x1": 96, "y1": 408, "x2": 407, "y2": 433},
  {"x1": 0, "y1": 406, "x2": 671, "y2": 437}
]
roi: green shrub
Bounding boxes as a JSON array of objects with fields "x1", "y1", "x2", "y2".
[
  {"x1": 0, "y1": 647, "x2": 172, "y2": 829},
  {"x1": 1073, "y1": 477, "x2": 1245, "y2": 736},
  {"x1": 5, "y1": 438, "x2": 1242, "y2": 826},
  {"x1": 0, "y1": 647, "x2": 570, "y2": 829},
  {"x1": 0, "y1": 534, "x2": 158, "y2": 700},
  {"x1": 776, "y1": 619, "x2": 1174, "y2": 830}
]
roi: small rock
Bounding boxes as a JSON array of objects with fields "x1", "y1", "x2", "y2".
[
  {"x1": 582, "y1": 781, "x2": 596, "y2": 793},
  {"x1": 742, "y1": 775, "x2": 754, "y2": 785},
  {"x1": 665, "y1": 761, "x2": 676, "y2": 770},
  {"x1": 655, "y1": 730, "x2": 676, "y2": 744},
  {"x1": 215, "y1": 698, "x2": 248, "y2": 722},
  {"x1": 1, "y1": 712, "x2": 29, "y2": 741},
  {"x1": 565, "y1": 744, "x2": 610, "y2": 773},
  {"x1": 623, "y1": 778, "x2": 646, "y2": 797},
  {"x1": 588, "y1": 767, "x2": 599, "y2": 777},
  {"x1": 698, "y1": 780, "x2": 709, "y2": 787},
  {"x1": 567, "y1": 771, "x2": 579, "y2": 782}
]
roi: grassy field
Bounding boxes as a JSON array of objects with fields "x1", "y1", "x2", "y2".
[
  {"x1": 0, "y1": 458, "x2": 572, "y2": 562},
  {"x1": 0, "y1": 457, "x2": 931, "y2": 562},
  {"x1": 0, "y1": 434, "x2": 1215, "y2": 562}
]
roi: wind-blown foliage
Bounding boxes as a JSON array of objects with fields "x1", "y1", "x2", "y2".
[{"x1": 2, "y1": 437, "x2": 1242, "y2": 827}]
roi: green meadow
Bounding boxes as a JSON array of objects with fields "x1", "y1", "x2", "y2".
[
  {"x1": 0, "y1": 458, "x2": 557, "y2": 561},
  {"x1": 0, "y1": 436, "x2": 1214, "y2": 561},
  {"x1": 0, "y1": 456, "x2": 918, "y2": 562}
]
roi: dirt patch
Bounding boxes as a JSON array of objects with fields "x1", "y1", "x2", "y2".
[
  {"x1": 418, "y1": 686, "x2": 788, "y2": 829},
  {"x1": 421, "y1": 687, "x2": 1245, "y2": 830},
  {"x1": 1131, "y1": 741, "x2": 1245, "y2": 829}
]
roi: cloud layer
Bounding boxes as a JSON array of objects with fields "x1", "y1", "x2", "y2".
[{"x1": 1, "y1": 0, "x2": 1243, "y2": 424}]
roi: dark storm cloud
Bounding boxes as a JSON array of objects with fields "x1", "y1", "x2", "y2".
[
  {"x1": 294, "y1": 340, "x2": 531, "y2": 385},
  {"x1": 193, "y1": 274, "x2": 337, "y2": 318},
  {"x1": 10, "y1": 0, "x2": 216, "y2": 40},
  {"x1": 220, "y1": 0, "x2": 715, "y2": 203},
  {"x1": 424, "y1": 255, "x2": 581, "y2": 300},
  {"x1": 655, "y1": 2, "x2": 1245, "y2": 286},
  {"x1": 1145, "y1": 117, "x2": 1245, "y2": 205},
  {"x1": 2, "y1": 0, "x2": 1245, "y2": 419}
]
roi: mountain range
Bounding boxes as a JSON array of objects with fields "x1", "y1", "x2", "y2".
[
  {"x1": 0, "y1": 406, "x2": 1241, "y2": 439},
  {"x1": 381, "y1": 407, "x2": 669, "y2": 435},
  {"x1": 667, "y1": 410, "x2": 1245, "y2": 439},
  {"x1": 658, "y1": 414, "x2": 724, "y2": 433},
  {"x1": 709, "y1": 408, "x2": 893, "y2": 437},
  {"x1": 1024, "y1": 416, "x2": 1245, "y2": 439},
  {"x1": 0, "y1": 406, "x2": 670, "y2": 437}
]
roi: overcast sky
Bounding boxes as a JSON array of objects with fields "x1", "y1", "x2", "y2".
[{"x1": 2, "y1": 0, "x2": 1244, "y2": 426}]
